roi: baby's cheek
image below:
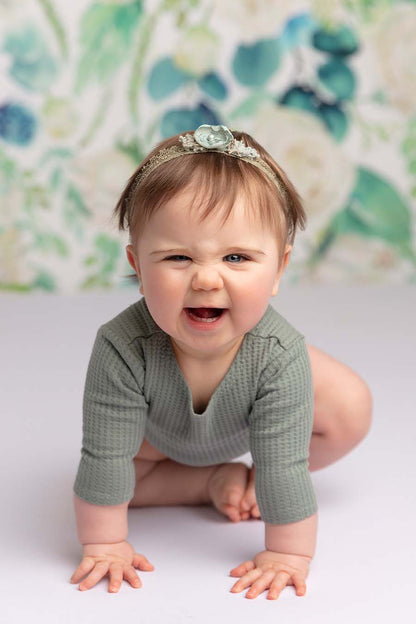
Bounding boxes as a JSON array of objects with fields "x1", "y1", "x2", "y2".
[{"x1": 144, "y1": 286, "x2": 183, "y2": 333}]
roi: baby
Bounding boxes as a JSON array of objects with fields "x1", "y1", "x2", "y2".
[{"x1": 70, "y1": 125, "x2": 372, "y2": 599}]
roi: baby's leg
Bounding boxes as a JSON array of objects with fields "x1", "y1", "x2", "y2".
[
  {"x1": 307, "y1": 344, "x2": 373, "y2": 471},
  {"x1": 129, "y1": 439, "x2": 250, "y2": 521}
]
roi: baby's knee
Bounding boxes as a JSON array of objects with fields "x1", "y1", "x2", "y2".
[{"x1": 338, "y1": 375, "x2": 373, "y2": 442}]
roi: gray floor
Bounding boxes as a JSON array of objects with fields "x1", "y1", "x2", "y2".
[{"x1": 1, "y1": 285, "x2": 415, "y2": 623}]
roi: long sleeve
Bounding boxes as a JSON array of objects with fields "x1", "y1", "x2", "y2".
[
  {"x1": 248, "y1": 337, "x2": 318, "y2": 524},
  {"x1": 73, "y1": 328, "x2": 147, "y2": 505}
]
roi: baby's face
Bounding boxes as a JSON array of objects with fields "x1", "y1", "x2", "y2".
[{"x1": 126, "y1": 187, "x2": 291, "y2": 361}]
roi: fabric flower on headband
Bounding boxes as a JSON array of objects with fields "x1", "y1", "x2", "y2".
[{"x1": 180, "y1": 124, "x2": 259, "y2": 159}]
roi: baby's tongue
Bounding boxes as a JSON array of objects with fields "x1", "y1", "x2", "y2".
[{"x1": 191, "y1": 308, "x2": 220, "y2": 319}]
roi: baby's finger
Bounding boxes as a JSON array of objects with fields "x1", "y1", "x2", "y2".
[
  {"x1": 267, "y1": 570, "x2": 291, "y2": 600},
  {"x1": 292, "y1": 572, "x2": 307, "y2": 596},
  {"x1": 78, "y1": 560, "x2": 109, "y2": 591},
  {"x1": 245, "y1": 569, "x2": 275, "y2": 599},
  {"x1": 70, "y1": 557, "x2": 95, "y2": 583},
  {"x1": 132, "y1": 553, "x2": 155, "y2": 570},
  {"x1": 230, "y1": 560, "x2": 255, "y2": 576},
  {"x1": 108, "y1": 563, "x2": 124, "y2": 593},
  {"x1": 230, "y1": 567, "x2": 262, "y2": 593},
  {"x1": 124, "y1": 565, "x2": 143, "y2": 589}
]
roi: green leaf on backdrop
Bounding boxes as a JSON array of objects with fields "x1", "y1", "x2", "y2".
[
  {"x1": 280, "y1": 86, "x2": 318, "y2": 114},
  {"x1": 0, "y1": 282, "x2": 33, "y2": 292},
  {"x1": 37, "y1": 0, "x2": 68, "y2": 59},
  {"x1": 280, "y1": 87, "x2": 349, "y2": 141},
  {"x1": 33, "y1": 231, "x2": 69, "y2": 257},
  {"x1": 312, "y1": 25, "x2": 359, "y2": 56},
  {"x1": 161, "y1": 104, "x2": 220, "y2": 138},
  {"x1": 75, "y1": 1, "x2": 143, "y2": 93},
  {"x1": 81, "y1": 235, "x2": 121, "y2": 289},
  {"x1": 50, "y1": 167, "x2": 62, "y2": 190},
  {"x1": 148, "y1": 57, "x2": 190, "y2": 99},
  {"x1": 62, "y1": 183, "x2": 90, "y2": 242},
  {"x1": 197, "y1": 73, "x2": 227, "y2": 100},
  {"x1": 232, "y1": 39, "x2": 281, "y2": 87},
  {"x1": 402, "y1": 114, "x2": 416, "y2": 181},
  {"x1": 318, "y1": 58, "x2": 356, "y2": 100},
  {"x1": 116, "y1": 138, "x2": 145, "y2": 165},
  {"x1": 313, "y1": 167, "x2": 415, "y2": 264},
  {"x1": 94, "y1": 234, "x2": 121, "y2": 274},
  {"x1": 345, "y1": 168, "x2": 412, "y2": 249},
  {"x1": 66, "y1": 183, "x2": 90, "y2": 218},
  {"x1": 4, "y1": 26, "x2": 59, "y2": 92},
  {"x1": 317, "y1": 103, "x2": 348, "y2": 141},
  {"x1": 32, "y1": 270, "x2": 56, "y2": 292},
  {"x1": 0, "y1": 150, "x2": 17, "y2": 192},
  {"x1": 230, "y1": 91, "x2": 275, "y2": 119}
]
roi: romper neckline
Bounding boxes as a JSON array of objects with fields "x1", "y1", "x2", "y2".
[{"x1": 164, "y1": 334, "x2": 247, "y2": 416}]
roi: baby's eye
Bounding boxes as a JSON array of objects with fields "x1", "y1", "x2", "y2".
[
  {"x1": 164, "y1": 255, "x2": 190, "y2": 262},
  {"x1": 224, "y1": 254, "x2": 249, "y2": 263}
]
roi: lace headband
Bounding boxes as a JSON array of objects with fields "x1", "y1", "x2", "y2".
[{"x1": 126, "y1": 124, "x2": 287, "y2": 205}]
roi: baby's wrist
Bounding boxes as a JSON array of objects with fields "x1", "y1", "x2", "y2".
[
  {"x1": 81, "y1": 539, "x2": 127, "y2": 548},
  {"x1": 73, "y1": 494, "x2": 129, "y2": 545}
]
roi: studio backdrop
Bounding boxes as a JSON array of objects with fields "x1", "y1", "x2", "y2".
[{"x1": 1, "y1": 0, "x2": 415, "y2": 293}]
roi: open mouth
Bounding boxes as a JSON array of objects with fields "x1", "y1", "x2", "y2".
[{"x1": 185, "y1": 307, "x2": 225, "y2": 323}]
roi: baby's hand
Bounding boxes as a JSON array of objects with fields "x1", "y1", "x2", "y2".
[
  {"x1": 230, "y1": 550, "x2": 311, "y2": 600},
  {"x1": 70, "y1": 540, "x2": 155, "y2": 593}
]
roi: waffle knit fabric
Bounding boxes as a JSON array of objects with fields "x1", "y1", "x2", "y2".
[{"x1": 73, "y1": 297, "x2": 318, "y2": 524}]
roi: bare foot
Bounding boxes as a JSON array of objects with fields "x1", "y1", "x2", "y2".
[
  {"x1": 239, "y1": 464, "x2": 261, "y2": 519},
  {"x1": 207, "y1": 462, "x2": 251, "y2": 522}
]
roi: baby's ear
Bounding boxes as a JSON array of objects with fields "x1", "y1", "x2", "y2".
[
  {"x1": 126, "y1": 245, "x2": 137, "y2": 269},
  {"x1": 126, "y1": 245, "x2": 141, "y2": 275},
  {"x1": 126, "y1": 246, "x2": 144, "y2": 294},
  {"x1": 271, "y1": 245, "x2": 292, "y2": 297},
  {"x1": 281, "y1": 244, "x2": 292, "y2": 271}
]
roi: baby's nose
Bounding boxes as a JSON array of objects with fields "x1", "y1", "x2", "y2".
[{"x1": 191, "y1": 265, "x2": 224, "y2": 290}]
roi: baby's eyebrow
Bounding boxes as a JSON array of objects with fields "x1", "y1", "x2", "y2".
[
  {"x1": 149, "y1": 248, "x2": 187, "y2": 256},
  {"x1": 224, "y1": 247, "x2": 266, "y2": 256}
]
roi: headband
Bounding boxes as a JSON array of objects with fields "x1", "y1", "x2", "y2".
[{"x1": 126, "y1": 124, "x2": 287, "y2": 204}]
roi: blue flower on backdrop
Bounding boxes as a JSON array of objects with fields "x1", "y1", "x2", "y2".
[{"x1": 0, "y1": 103, "x2": 37, "y2": 145}]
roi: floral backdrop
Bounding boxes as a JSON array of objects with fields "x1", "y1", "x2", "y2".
[{"x1": 1, "y1": 0, "x2": 416, "y2": 293}]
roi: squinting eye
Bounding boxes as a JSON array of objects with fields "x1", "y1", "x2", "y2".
[
  {"x1": 225, "y1": 254, "x2": 249, "y2": 263},
  {"x1": 165, "y1": 255, "x2": 190, "y2": 262}
]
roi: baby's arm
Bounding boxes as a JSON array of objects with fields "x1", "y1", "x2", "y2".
[
  {"x1": 71, "y1": 328, "x2": 151, "y2": 592},
  {"x1": 232, "y1": 338, "x2": 318, "y2": 599}
]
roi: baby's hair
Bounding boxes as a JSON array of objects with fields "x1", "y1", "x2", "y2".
[{"x1": 112, "y1": 129, "x2": 306, "y2": 278}]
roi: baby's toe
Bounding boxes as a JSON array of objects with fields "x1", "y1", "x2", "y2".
[
  {"x1": 208, "y1": 462, "x2": 249, "y2": 522},
  {"x1": 251, "y1": 504, "x2": 261, "y2": 518},
  {"x1": 240, "y1": 474, "x2": 261, "y2": 519},
  {"x1": 223, "y1": 504, "x2": 242, "y2": 523}
]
